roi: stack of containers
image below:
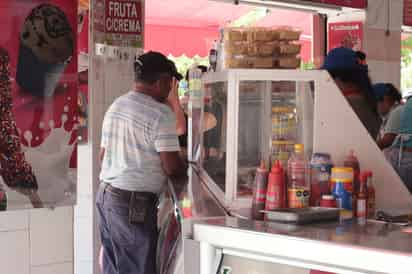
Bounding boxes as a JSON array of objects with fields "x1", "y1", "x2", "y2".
[
  {"x1": 331, "y1": 167, "x2": 354, "y2": 218},
  {"x1": 224, "y1": 27, "x2": 301, "y2": 69},
  {"x1": 271, "y1": 82, "x2": 298, "y2": 167},
  {"x1": 271, "y1": 105, "x2": 296, "y2": 167},
  {"x1": 310, "y1": 153, "x2": 334, "y2": 206}
]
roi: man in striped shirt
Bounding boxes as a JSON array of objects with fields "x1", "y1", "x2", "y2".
[{"x1": 96, "y1": 51, "x2": 186, "y2": 274}]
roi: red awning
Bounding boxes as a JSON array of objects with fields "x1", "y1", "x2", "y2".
[
  {"x1": 145, "y1": 24, "x2": 220, "y2": 58},
  {"x1": 145, "y1": 0, "x2": 251, "y2": 57},
  {"x1": 144, "y1": 0, "x2": 313, "y2": 61},
  {"x1": 145, "y1": 0, "x2": 252, "y2": 28}
]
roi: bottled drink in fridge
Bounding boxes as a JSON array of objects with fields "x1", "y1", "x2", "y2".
[{"x1": 287, "y1": 144, "x2": 310, "y2": 208}]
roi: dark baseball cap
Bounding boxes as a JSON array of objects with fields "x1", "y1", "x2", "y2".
[
  {"x1": 322, "y1": 47, "x2": 361, "y2": 71},
  {"x1": 134, "y1": 51, "x2": 183, "y2": 81}
]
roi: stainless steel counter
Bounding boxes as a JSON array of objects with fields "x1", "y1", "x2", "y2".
[{"x1": 191, "y1": 217, "x2": 412, "y2": 274}]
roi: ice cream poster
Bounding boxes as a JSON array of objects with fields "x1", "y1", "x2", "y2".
[
  {"x1": 328, "y1": 21, "x2": 363, "y2": 52},
  {"x1": 0, "y1": 1, "x2": 78, "y2": 210}
]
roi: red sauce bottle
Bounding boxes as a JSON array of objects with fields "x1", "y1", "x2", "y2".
[
  {"x1": 265, "y1": 160, "x2": 286, "y2": 211},
  {"x1": 356, "y1": 172, "x2": 368, "y2": 219},
  {"x1": 366, "y1": 171, "x2": 376, "y2": 219}
]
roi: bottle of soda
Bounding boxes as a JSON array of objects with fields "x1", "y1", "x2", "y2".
[
  {"x1": 343, "y1": 150, "x2": 360, "y2": 193},
  {"x1": 287, "y1": 144, "x2": 310, "y2": 208},
  {"x1": 344, "y1": 150, "x2": 360, "y2": 216},
  {"x1": 310, "y1": 153, "x2": 333, "y2": 206},
  {"x1": 356, "y1": 172, "x2": 368, "y2": 220},
  {"x1": 366, "y1": 171, "x2": 376, "y2": 219}
]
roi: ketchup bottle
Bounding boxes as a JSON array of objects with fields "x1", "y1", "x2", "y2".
[{"x1": 265, "y1": 160, "x2": 286, "y2": 212}]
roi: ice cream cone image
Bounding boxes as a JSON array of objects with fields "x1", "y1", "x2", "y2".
[{"x1": 16, "y1": 4, "x2": 74, "y2": 97}]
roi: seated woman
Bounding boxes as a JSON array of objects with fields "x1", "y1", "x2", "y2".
[
  {"x1": 373, "y1": 83, "x2": 403, "y2": 150},
  {"x1": 385, "y1": 92, "x2": 412, "y2": 192}
]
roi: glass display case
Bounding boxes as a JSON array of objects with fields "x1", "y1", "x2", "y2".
[{"x1": 200, "y1": 69, "x2": 316, "y2": 209}]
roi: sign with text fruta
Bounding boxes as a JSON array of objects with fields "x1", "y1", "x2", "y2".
[
  {"x1": 93, "y1": 0, "x2": 143, "y2": 48},
  {"x1": 105, "y1": 0, "x2": 142, "y2": 35}
]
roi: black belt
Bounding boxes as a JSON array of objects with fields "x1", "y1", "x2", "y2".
[{"x1": 103, "y1": 183, "x2": 158, "y2": 205}]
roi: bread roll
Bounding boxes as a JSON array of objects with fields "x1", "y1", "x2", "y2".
[
  {"x1": 278, "y1": 57, "x2": 301, "y2": 68},
  {"x1": 279, "y1": 43, "x2": 301, "y2": 55},
  {"x1": 252, "y1": 57, "x2": 274, "y2": 68},
  {"x1": 278, "y1": 29, "x2": 301, "y2": 41},
  {"x1": 225, "y1": 28, "x2": 246, "y2": 42}
]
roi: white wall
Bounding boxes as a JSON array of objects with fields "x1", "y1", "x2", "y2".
[
  {"x1": 0, "y1": 207, "x2": 74, "y2": 274},
  {"x1": 74, "y1": 144, "x2": 94, "y2": 274},
  {"x1": 73, "y1": 41, "x2": 137, "y2": 274}
]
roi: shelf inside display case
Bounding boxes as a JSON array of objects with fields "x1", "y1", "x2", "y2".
[{"x1": 199, "y1": 69, "x2": 315, "y2": 209}]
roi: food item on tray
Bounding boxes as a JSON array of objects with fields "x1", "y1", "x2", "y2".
[
  {"x1": 223, "y1": 26, "x2": 301, "y2": 69},
  {"x1": 226, "y1": 57, "x2": 252, "y2": 68},
  {"x1": 248, "y1": 41, "x2": 279, "y2": 57},
  {"x1": 278, "y1": 28, "x2": 301, "y2": 41},
  {"x1": 16, "y1": 3, "x2": 74, "y2": 97},
  {"x1": 278, "y1": 56, "x2": 301, "y2": 69},
  {"x1": 279, "y1": 43, "x2": 302, "y2": 55},
  {"x1": 224, "y1": 28, "x2": 246, "y2": 41},
  {"x1": 0, "y1": 47, "x2": 38, "y2": 190},
  {"x1": 252, "y1": 57, "x2": 274, "y2": 69},
  {"x1": 225, "y1": 42, "x2": 249, "y2": 55},
  {"x1": 247, "y1": 28, "x2": 274, "y2": 42}
]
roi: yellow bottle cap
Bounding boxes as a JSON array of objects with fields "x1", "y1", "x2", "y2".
[
  {"x1": 331, "y1": 167, "x2": 354, "y2": 183},
  {"x1": 294, "y1": 144, "x2": 304, "y2": 152}
]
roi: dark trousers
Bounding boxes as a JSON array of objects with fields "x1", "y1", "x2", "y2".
[{"x1": 96, "y1": 184, "x2": 158, "y2": 274}]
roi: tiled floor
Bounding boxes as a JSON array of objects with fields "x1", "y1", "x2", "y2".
[{"x1": 0, "y1": 207, "x2": 74, "y2": 274}]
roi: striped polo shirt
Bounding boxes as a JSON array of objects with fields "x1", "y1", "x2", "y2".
[{"x1": 99, "y1": 91, "x2": 180, "y2": 194}]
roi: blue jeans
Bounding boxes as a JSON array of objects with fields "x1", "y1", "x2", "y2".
[
  {"x1": 384, "y1": 148, "x2": 412, "y2": 193},
  {"x1": 96, "y1": 184, "x2": 158, "y2": 274}
]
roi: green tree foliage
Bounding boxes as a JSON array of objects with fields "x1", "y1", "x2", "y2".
[{"x1": 401, "y1": 35, "x2": 412, "y2": 95}]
